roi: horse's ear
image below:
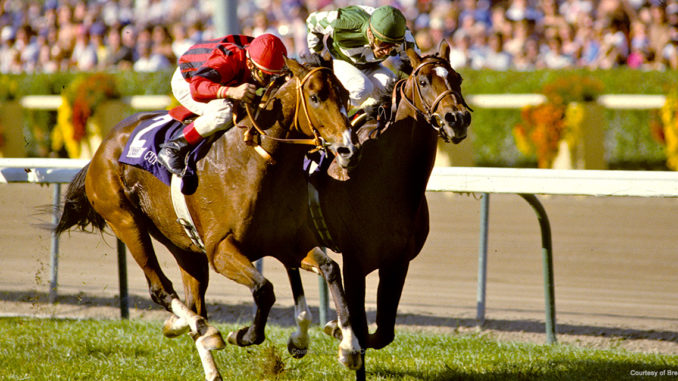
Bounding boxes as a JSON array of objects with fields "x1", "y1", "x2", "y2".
[
  {"x1": 285, "y1": 56, "x2": 303, "y2": 78},
  {"x1": 405, "y1": 47, "x2": 421, "y2": 68},
  {"x1": 438, "y1": 39, "x2": 451, "y2": 61}
]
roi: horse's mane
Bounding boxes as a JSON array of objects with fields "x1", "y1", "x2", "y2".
[{"x1": 298, "y1": 52, "x2": 333, "y2": 70}]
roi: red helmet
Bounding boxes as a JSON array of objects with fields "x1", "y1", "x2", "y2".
[{"x1": 247, "y1": 33, "x2": 287, "y2": 74}]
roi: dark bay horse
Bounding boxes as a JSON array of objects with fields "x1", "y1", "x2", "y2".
[
  {"x1": 55, "y1": 57, "x2": 361, "y2": 381},
  {"x1": 293, "y1": 40, "x2": 473, "y2": 380}
]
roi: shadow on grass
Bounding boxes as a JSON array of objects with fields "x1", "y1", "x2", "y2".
[{"x1": 2, "y1": 289, "x2": 676, "y2": 345}]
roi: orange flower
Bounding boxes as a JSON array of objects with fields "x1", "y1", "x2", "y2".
[{"x1": 513, "y1": 75, "x2": 603, "y2": 168}]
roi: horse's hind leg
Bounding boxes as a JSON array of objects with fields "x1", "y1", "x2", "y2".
[
  {"x1": 301, "y1": 248, "x2": 362, "y2": 370},
  {"x1": 89, "y1": 190, "x2": 222, "y2": 379},
  {"x1": 368, "y1": 261, "x2": 410, "y2": 350},
  {"x1": 211, "y1": 236, "x2": 274, "y2": 346},
  {"x1": 285, "y1": 267, "x2": 311, "y2": 358}
]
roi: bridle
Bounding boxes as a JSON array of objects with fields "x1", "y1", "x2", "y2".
[
  {"x1": 393, "y1": 58, "x2": 471, "y2": 140},
  {"x1": 243, "y1": 66, "x2": 337, "y2": 163}
]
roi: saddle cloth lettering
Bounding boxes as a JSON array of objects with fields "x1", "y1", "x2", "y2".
[{"x1": 118, "y1": 112, "x2": 208, "y2": 195}]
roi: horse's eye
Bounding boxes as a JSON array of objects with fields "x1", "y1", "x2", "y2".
[
  {"x1": 309, "y1": 94, "x2": 319, "y2": 103},
  {"x1": 419, "y1": 79, "x2": 427, "y2": 87}
]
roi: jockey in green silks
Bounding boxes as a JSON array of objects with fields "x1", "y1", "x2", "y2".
[{"x1": 306, "y1": 5, "x2": 420, "y2": 111}]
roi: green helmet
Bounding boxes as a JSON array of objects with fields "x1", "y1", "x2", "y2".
[{"x1": 369, "y1": 5, "x2": 406, "y2": 44}]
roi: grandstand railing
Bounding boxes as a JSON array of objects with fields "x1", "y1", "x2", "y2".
[
  {"x1": 4, "y1": 159, "x2": 678, "y2": 344},
  {"x1": 17, "y1": 93, "x2": 667, "y2": 110}
]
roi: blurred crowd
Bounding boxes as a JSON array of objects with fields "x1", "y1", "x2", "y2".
[{"x1": 0, "y1": 0, "x2": 677, "y2": 74}]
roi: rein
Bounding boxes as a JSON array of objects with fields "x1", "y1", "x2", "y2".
[{"x1": 244, "y1": 67, "x2": 332, "y2": 162}]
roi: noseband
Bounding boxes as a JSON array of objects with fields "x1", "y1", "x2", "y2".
[{"x1": 244, "y1": 66, "x2": 336, "y2": 163}]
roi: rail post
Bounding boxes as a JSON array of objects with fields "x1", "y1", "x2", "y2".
[
  {"x1": 49, "y1": 184, "x2": 61, "y2": 303},
  {"x1": 519, "y1": 194, "x2": 557, "y2": 344},
  {"x1": 476, "y1": 193, "x2": 490, "y2": 326}
]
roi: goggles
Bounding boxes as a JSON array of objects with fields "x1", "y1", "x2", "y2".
[
  {"x1": 371, "y1": 36, "x2": 399, "y2": 57},
  {"x1": 250, "y1": 62, "x2": 274, "y2": 84}
]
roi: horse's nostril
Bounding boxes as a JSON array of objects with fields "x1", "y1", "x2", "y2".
[
  {"x1": 336, "y1": 146, "x2": 353, "y2": 157},
  {"x1": 445, "y1": 112, "x2": 456, "y2": 124},
  {"x1": 463, "y1": 111, "x2": 472, "y2": 126}
]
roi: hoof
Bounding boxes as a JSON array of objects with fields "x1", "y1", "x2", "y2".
[
  {"x1": 323, "y1": 320, "x2": 342, "y2": 340},
  {"x1": 226, "y1": 326, "x2": 263, "y2": 346},
  {"x1": 338, "y1": 347, "x2": 362, "y2": 370},
  {"x1": 287, "y1": 342, "x2": 308, "y2": 359},
  {"x1": 197, "y1": 326, "x2": 226, "y2": 351},
  {"x1": 162, "y1": 315, "x2": 190, "y2": 338},
  {"x1": 226, "y1": 330, "x2": 240, "y2": 345},
  {"x1": 287, "y1": 338, "x2": 308, "y2": 359}
]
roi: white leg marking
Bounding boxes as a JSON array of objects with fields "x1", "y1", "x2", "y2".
[
  {"x1": 289, "y1": 294, "x2": 311, "y2": 354},
  {"x1": 170, "y1": 298, "x2": 202, "y2": 334},
  {"x1": 195, "y1": 340, "x2": 221, "y2": 381},
  {"x1": 337, "y1": 321, "x2": 362, "y2": 370},
  {"x1": 163, "y1": 314, "x2": 190, "y2": 337}
]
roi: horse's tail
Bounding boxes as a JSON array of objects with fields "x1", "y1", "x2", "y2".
[{"x1": 54, "y1": 163, "x2": 107, "y2": 236}]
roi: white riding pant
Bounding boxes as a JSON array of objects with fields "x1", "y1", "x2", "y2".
[
  {"x1": 332, "y1": 59, "x2": 396, "y2": 107},
  {"x1": 171, "y1": 67, "x2": 233, "y2": 137}
]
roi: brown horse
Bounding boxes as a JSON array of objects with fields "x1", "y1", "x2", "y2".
[
  {"x1": 291, "y1": 40, "x2": 473, "y2": 380},
  {"x1": 55, "y1": 57, "x2": 361, "y2": 381}
]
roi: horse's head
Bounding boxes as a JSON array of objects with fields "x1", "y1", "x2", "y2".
[
  {"x1": 404, "y1": 40, "x2": 472, "y2": 144},
  {"x1": 285, "y1": 56, "x2": 359, "y2": 168}
]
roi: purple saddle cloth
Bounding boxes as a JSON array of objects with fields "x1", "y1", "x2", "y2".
[{"x1": 118, "y1": 112, "x2": 211, "y2": 195}]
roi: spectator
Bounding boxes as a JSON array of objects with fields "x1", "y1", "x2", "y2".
[
  {"x1": 484, "y1": 31, "x2": 512, "y2": 70},
  {"x1": 0, "y1": 0, "x2": 676, "y2": 73},
  {"x1": 542, "y1": 35, "x2": 574, "y2": 69},
  {"x1": 89, "y1": 22, "x2": 109, "y2": 70},
  {"x1": 70, "y1": 24, "x2": 98, "y2": 71},
  {"x1": 14, "y1": 24, "x2": 39, "y2": 72},
  {"x1": 576, "y1": 23, "x2": 602, "y2": 67},
  {"x1": 448, "y1": 32, "x2": 472, "y2": 69},
  {"x1": 250, "y1": 10, "x2": 279, "y2": 38},
  {"x1": 661, "y1": 27, "x2": 678, "y2": 70},
  {"x1": 514, "y1": 36, "x2": 542, "y2": 71},
  {"x1": 0, "y1": 26, "x2": 16, "y2": 73},
  {"x1": 133, "y1": 41, "x2": 171, "y2": 72},
  {"x1": 151, "y1": 24, "x2": 176, "y2": 64},
  {"x1": 647, "y1": 3, "x2": 670, "y2": 60},
  {"x1": 113, "y1": 24, "x2": 137, "y2": 70},
  {"x1": 170, "y1": 23, "x2": 192, "y2": 62}
]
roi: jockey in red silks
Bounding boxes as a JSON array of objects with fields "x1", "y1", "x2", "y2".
[{"x1": 158, "y1": 33, "x2": 288, "y2": 176}]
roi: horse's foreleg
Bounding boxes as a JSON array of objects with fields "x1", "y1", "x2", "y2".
[
  {"x1": 342, "y1": 262, "x2": 368, "y2": 380},
  {"x1": 211, "y1": 236, "x2": 274, "y2": 346},
  {"x1": 286, "y1": 268, "x2": 311, "y2": 358},
  {"x1": 302, "y1": 248, "x2": 362, "y2": 370},
  {"x1": 368, "y1": 262, "x2": 410, "y2": 350}
]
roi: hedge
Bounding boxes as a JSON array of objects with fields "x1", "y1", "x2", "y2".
[{"x1": 1, "y1": 68, "x2": 676, "y2": 168}]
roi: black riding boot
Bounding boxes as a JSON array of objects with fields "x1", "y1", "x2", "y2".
[{"x1": 157, "y1": 131, "x2": 192, "y2": 176}]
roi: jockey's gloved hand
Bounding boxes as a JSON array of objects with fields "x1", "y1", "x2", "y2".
[{"x1": 228, "y1": 83, "x2": 257, "y2": 103}]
